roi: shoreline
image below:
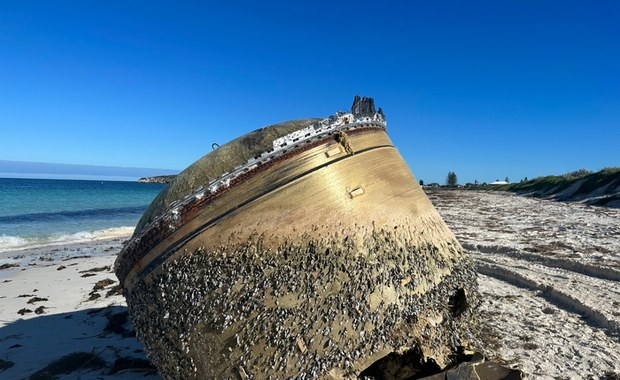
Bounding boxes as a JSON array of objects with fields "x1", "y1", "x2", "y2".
[{"x1": 0, "y1": 227, "x2": 134, "y2": 262}]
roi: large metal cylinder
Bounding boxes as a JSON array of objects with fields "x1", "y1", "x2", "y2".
[{"x1": 115, "y1": 97, "x2": 478, "y2": 379}]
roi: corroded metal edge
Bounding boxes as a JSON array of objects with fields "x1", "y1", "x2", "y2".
[{"x1": 115, "y1": 122, "x2": 387, "y2": 286}]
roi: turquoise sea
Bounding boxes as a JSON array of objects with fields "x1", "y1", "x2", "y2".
[{"x1": 0, "y1": 178, "x2": 164, "y2": 252}]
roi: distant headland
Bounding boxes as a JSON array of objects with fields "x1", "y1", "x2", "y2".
[
  {"x1": 138, "y1": 175, "x2": 177, "y2": 184},
  {"x1": 0, "y1": 160, "x2": 178, "y2": 181}
]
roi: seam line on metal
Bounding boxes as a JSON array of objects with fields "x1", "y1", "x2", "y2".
[{"x1": 131, "y1": 144, "x2": 395, "y2": 282}]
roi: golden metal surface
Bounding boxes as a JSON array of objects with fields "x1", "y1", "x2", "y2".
[
  {"x1": 124, "y1": 129, "x2": 450, "y2": 288},
  {"x1": 120, "y1": 126, "x2": 477, "y2": 379}
]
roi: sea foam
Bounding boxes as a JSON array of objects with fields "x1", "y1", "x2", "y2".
[{"x1": 0, "y1": 226, "x2": 134, "y2": 253}]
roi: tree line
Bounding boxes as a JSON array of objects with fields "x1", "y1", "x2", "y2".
[{"x1": 419, "y1": 172, "x2": 512, "y2": 187}]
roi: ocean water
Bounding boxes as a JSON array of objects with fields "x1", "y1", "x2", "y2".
[{"x1": 0, "y1": 178, "x2": 165, "y2": 252}]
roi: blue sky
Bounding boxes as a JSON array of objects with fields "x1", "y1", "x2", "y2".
[{"x1": 1, "y1": 1, "x2": 618, "y2": 184}]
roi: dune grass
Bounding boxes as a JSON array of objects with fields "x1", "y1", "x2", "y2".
[{"x1": 489, "y1": 168, "x2": 619, "y2": 198}]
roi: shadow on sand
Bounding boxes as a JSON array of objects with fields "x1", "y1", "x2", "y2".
[{"x1": 0, "y1": 305, "x2": 159, "y2": 379}]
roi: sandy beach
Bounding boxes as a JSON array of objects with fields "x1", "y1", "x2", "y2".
[
  {"x1": 1, "y1": 190, "x2": 619, "y2": 379},
  {"x1": 428, "y1": 189, "x2": 620, "y2": 379},
  {"x1": 0, "y1": 234, "x2": 161, "y2": 379}
]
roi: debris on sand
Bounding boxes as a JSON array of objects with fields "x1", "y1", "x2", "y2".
[
  {"x1": 17, "y1": 308, "x2": 32, "y2": 315},
  {"x1": 104, "y1": 311, "x2": 136, "y2": 338},
  {"x1": 92, "y1": 278, "x2": 116, "y2": 291},
  {"x1": 28, "y1": 352, "x2": 106, "y2": 379},
  {"x1": 27, "y1": 297, "x2": 48, "y2": 304},
  {"x1": 0, "y1": 359, "x2": 15, "y2": 371}
]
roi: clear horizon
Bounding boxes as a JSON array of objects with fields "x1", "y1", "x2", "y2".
[
  {"x1": 0, "y1": 160, "x2": 177, "y2": 182},
  {"x1": 1, "y1": 1, "x2": 618, "y2": 184},
  {"x1": 1, "y1": 159, "x2": 615, "y2": 185}
]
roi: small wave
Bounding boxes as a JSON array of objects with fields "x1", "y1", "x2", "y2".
[
  {"x1": 0, "y1": 235, "x2": 30, "y2": 250},
  {"x1": 0, "y1": 206, "x2": 148, "y2": 225},
  {"x1": 0, "y1": 226, "x2": 135, "y2": 253}
]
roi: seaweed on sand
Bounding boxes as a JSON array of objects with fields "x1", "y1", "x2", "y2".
[{"x1": 28, "y1": 351, "x2": 106, "y2": 379}]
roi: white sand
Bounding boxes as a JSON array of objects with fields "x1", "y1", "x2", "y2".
[
  {"x1": 0, "y1": 235, "x2": 160, "y2": 379},
  {"x1": 428, "y1": 189, "x2": 620, "y2": 379}
]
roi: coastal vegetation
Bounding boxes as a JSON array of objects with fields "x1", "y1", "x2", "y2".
[
  {"x1": 482, "y1": 167, "x2": 620, "y2": 207},
  {"x1": 445, "y1": 171, "x2": 458, "y2": 187}
]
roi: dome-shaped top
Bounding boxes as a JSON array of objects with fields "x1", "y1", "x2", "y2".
[{"x1": 135, "y1": 118, "x2": 320, "y2": 233}]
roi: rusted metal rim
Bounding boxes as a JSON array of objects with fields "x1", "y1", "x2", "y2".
[{"x1": 116, "y1": 124, "x2": 389, "y2": 287}]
